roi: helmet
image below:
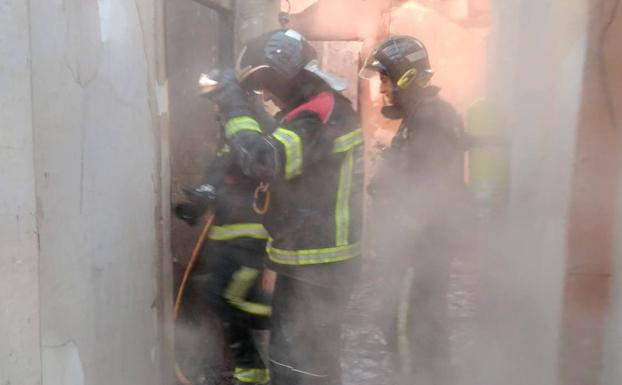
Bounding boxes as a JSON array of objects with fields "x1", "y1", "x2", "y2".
[
  {"x1": 360, "y1": 36, "x2": 433, "y2": 90},
  {"x1": 235, "y1": 29, "x2": 347, "y2": 98}
]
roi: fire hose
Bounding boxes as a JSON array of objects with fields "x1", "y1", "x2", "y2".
[{"x1": 174, "y1": 212, "x2": 215, "y2": 385}]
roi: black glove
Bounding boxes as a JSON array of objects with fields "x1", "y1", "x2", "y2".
[
  {"x1": 174, "y1": 184, "x2": 217, "y2": 226},
  {"x1": 209, "y1": 69, "x2": 252, "y2": 120},
  {"x1": 174, "y1": 203, "x2": 202, "y2": 227},
  {"x1": 183, "y1": 183, "x2": 217, "y2": 203}
]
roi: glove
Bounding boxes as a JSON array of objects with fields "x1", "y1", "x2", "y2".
[
  {"x1": 174, "y1": 203, "x2": 202, "y2": 227},
  {"x1": 174, "y1": 184, "x2": 217, "y2": 226},
  {"x1": 209, "y1": 69, "x2": 252, "y2": 119},
  {"x1": 183, "y1": 183, "x2": 217, "y2": 204}
]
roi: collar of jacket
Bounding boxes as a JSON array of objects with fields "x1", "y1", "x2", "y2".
[
  {"x1": 382, "y1": 85, "x2": 441, "y2": 120},
  {"x1": 285, "y1": 91, "x2": 335, "y2": 124}
]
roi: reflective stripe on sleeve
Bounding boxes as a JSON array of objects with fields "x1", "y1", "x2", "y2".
[
  {"x1": 335, "y1": 149, "x2": 354, "y2": 246},
  {"x1": 208, "y1": 223, "x2": 269, "y2": 241},
  {"x1": 271, "y1": 128, "x2": 303, "y2": 180},
  {"x1": 224, "y1": 267, "x2": 272, "y2": 317},
  {"x1": 333, "y1": 128, "x2": 363, "y2": 153},
  {"x1": 225, "y1": 116, "x2": 262, "y2": 139},
  {"x1": 234, "y1": 368, "x2": 270, "y2": 383}
]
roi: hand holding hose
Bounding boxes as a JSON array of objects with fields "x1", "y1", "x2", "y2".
[
  {"x1": 174, "y1": 183, "x2": 217, "y2": 226},
  {"x1": 200, "y1": 69, "x2": 252, "y2": 120}
]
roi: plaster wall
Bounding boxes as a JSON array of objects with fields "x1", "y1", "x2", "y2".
[
  {"x1": 0, "y1": 1, "x2": 42, "y2": 384},
  {"x1": 28, "y1": 1, "x2": 166, "y2": 384}
]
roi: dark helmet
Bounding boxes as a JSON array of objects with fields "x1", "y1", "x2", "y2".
[
  {"x1": 235, "y1": 29, "x2": 346, "y2": 100},
  {"x1": 360, "y1": 36, "x2": 433, "y2": 90}
]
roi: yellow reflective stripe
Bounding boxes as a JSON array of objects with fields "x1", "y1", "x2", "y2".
[
  {"x1": 234, "y1": 368, "x2": 270, "y2": 383},
  {"x1": 267, "y1": 240, "x2": 361, "y2": 265},
  {"x1": 225, "y1": 116, "x2": 262, "y2": 139},
  {"x1": 235, "y1": 301, "x2": 272, "y2": 317},
  {"x1": 271, "y1": 128, "x2": 303, "y2": 180},
  {"x1": 224, "y1": 267, "x2": 259, "y2": 303},
  {"x1": 335, "y1": 149, "x2": 354, "y2": 246},
  {"x1": 208, "y1": 224, "x2": 268, "y2": 241},
  {"x1": 224, "y1": 267, "x2": 272, "y2": 317},
  {"x1": 333, "y1": 128, "x2": 363, "y2": 153}
]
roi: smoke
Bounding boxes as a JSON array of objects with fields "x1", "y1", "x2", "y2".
[
  {"x1": 175, "y1": 303, "x2": 229, "y2": 385},
  {"x1": 168, "y1": 2, "x2": 618, "y2": 385}
]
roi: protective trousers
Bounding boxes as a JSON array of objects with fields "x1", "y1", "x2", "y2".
[
  {"x1": 373, "y1": 217, "x2": 453, "y2": 385},
  {"x1": 190, "y1": 240, "x2": 271, "y2": 384},
  {"x1": 268, "y1": 268, "x2": 356, "y2": 385},
  {"x1": 406, "y1": 247, "x2": 452, "y2": 385}
]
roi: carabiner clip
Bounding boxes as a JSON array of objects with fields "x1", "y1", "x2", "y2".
[{"x1": 253, "y1": 182, "x2": 271, "y2": 215}]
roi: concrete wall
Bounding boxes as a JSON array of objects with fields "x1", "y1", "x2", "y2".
[
  {"x1": 604, "y1": 168, "x2": 622, "y2": 385},
  {"x1": 561, "y1": 1, "x2": 621, "y2": 384},
  {"x1": 1, "y1": 1, "x2": 170, "y2": 384},
  {"x1": 478, "y1": 1, "x2": 589, "y2": 384},
  {"x1": 31, "y1": 0, "x2": 167, "y2": 383},
  {"x1": 0, "y1": 1, "x2": 42, "y2": 384},
  {"x1": 235, "y1": 0, "x2": 280, "y2": 47},
  {"x1": 606, "y1": 131, "x2": 622, "y2": 385},
  {"x1": 599, "y1": 1, "x2": 622, "y2": 384}
]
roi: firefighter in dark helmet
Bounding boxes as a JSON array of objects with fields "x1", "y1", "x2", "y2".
[
  {"x1": 208, "y1": 29, "x2": 364, "y2": 385},
  {"x1": 361, "y1": 36, "x2": 472, "y2": 384},
  {"x1": 175, "y1": 110, "x2": 275, "y2": 385}
]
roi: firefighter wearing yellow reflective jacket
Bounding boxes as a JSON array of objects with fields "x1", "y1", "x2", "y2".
[
  {"x1": 209, "y1": 29, "x2": 364, "y2": 385},
  {"x1": 175, "y1": 140, "x2": 273, "y2": 385}
]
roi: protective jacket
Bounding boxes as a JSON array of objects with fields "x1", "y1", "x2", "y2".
[
  {"x1": 224, "y1": 90, "x2": 364, "y2": 268},
  {"x1": 188, "y1": 144, "x2": 272, "y2": 385},
  {"x1": 371, "y1": 86, "x2": 466, "y2": 209},
  {"x1": 201, "y1": 146, "x2": 269, "y2": 254}
]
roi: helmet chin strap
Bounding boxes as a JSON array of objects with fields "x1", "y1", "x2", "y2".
[
  {"x1": 381, "y1": 105, "x2": 404, "y2": 120},
  {"x1": 380, "y1": 83, "x2": 407, "y2": 120},
  {"x1": 381, "y1": 83, "x2": 424, "y2": 120}
]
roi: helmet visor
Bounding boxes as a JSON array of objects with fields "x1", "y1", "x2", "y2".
[{"x1": 359, "y1": 51, "x2": 387, "y2": 80}]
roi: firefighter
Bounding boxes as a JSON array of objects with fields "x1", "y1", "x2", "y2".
[
  {"x1": 175, "y1": 110, "x2": 275, "y2": 385},
  {"x1": 208, "y1": 29, "x2": 364, "y2": 385},
  {"x1": 360, "y1": 36, "x2": 471, "y2": 384}
]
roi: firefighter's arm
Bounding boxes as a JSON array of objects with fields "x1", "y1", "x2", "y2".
[
  {"x1": 174, "y1": 144, "x2": 230, "y2": 226},
  {"x1": 223, "y1": 113, "x2": 324, "y2": 181},
  {"x1": 210, "y1": 70, "x2": 324, "y2": 181},
  {"x1": 198, "y1": 144, "x2": 233, "y2": 188}
]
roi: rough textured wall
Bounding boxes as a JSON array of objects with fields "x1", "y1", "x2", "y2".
[
  {"x1": 0, "y1": 1, "x2": 42, "y2": 384},
  {"x1": 599, "y1": 0, "x2": 622, "y2": 384},
  {"x1": 561, "y1": 1, "x2": 622, "y2": 384},
  {"x1": 28, "y1": 1, "x2": 165, "y2": 384},
  {"x1": 236, "y1": 0, "x2": 279, "y2": 47},
  {"x1": 607, "y1": 187, "x2": 622, "y2": 385},
  {"x1": 478, "y1": 1, "x2": 589, "y2": 384}
]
